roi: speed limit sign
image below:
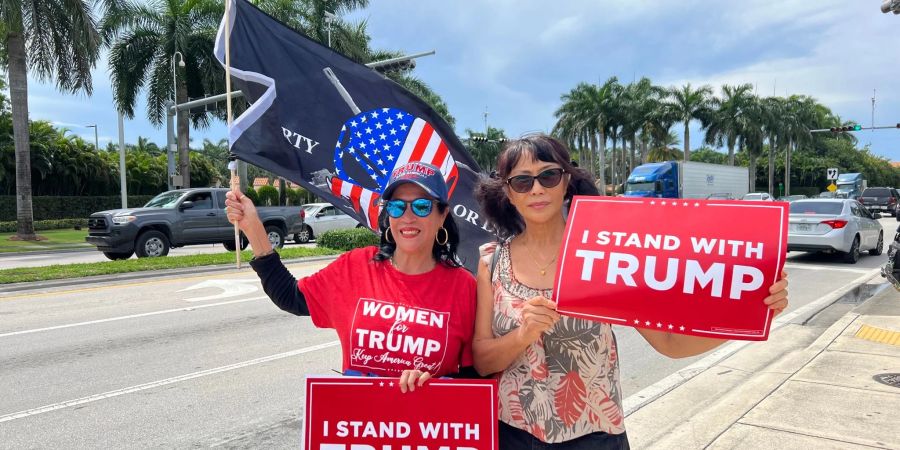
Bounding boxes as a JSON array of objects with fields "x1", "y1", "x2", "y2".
[{"x1": 827, "y1": 168, "x2": 838, "y2": 180}]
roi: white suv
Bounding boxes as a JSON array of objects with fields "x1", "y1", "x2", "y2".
[{"x1": 293, "y1": 203, "x2": 360, "y2": 243}]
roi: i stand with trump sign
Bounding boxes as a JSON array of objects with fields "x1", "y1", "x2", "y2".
[{"x1": 554, "y1": 197, "x2": 788, "y2": 340}]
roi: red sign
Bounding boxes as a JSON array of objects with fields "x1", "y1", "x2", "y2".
[
  {"x1": 553, "y1": 196, "x2": 788, "y2": 341},
  {"x1": 303, "y1": 377, "x2": 498, "y2": 450}
]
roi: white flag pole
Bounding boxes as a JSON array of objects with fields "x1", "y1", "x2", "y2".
[{"x1": 225, "y1": 0, "x2": 240, "y2": 269}]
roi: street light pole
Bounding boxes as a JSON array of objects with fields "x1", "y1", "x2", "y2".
[
  {"x1": 324, "y1": 11, "x2": 336, "y2": 48},
  {"x1": 85, "y1": 124, "x2": 99, "y2": 150},
  {"x1": 171, "y1": 51, "x2": 185, "y2": 188}
]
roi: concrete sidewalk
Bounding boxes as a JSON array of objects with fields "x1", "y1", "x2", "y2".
[{"x1": 627, "y1": 285, "x2": 900, "y2": 449}]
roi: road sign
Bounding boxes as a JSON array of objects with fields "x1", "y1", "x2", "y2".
[
  {"x1": 827, "y1": 182, "x2": 837, "y2": 192},
  {"x1": 827, "y1": 168, "x2": 839, "y2": 180}
]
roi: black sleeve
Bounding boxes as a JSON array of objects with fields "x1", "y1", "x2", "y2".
[
  {"x1": 249, "y1": 251, "x2": 310, "y2": 316},
  {"x1": 448, "y1": 366, "x2": 487, "y2": 379}
]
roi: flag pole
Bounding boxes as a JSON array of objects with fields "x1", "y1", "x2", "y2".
[{"x1": 225, "y1": 0, "x2": 241, "y2": 269}]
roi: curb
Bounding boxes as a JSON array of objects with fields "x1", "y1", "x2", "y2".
[
  {"x1": 623, "y1": 267, "x2": 884, "y2": 417},
  {"x1": 0, "y1": 254, "x2": 341, "y2": 294},
  {"x1": 0, "y1": 247, "x2": 95, "y2": 258}
]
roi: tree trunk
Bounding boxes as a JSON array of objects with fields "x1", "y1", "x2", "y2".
[
  {"x1": 597, "y1": 129, "x2": 607, "y2": 196},
  {"x1": 8, "y1": 31, "x2": 36, "y2": 240},
  {"x1": 683, "y1": 121, "x2": 691, "y2": 161},
  {"x1": 727, "y1": 138, "x2": 735, "y2": 166},
  {"x1": 768, "y1": 136, "x2": 775, "y2": 196},
  {"x1": 610, "y1": 133, "x2": 617, "y2": 192},
  {"x1": 748, "y1": 155, "x2": 757, "y2": 193},
  {"x1": 176, "y1": 78, "x2": 191, "y2": 188},
  {"x1": 629, "y1": 135, "x2": 636, "y2": 176},
  {"x1": 784, "y1": 139, "x2": 792, "y2": 197},
  {"x1": 640, "y1": 139, "x2": 648, "y2": 164}
]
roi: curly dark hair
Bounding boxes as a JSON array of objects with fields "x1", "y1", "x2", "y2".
[
  {"x1": 372, "y1": 200, "x2": 463, "y2": 268},
  {"x1": 475, "y1": 134, "x2": 599, "y2": 239}
]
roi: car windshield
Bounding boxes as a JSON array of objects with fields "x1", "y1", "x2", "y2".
[
  {"x1": 144, "y1": 191, "x2": 185, "y2": 208},
  {"x1": 790, "y1": 202, "x2": 844, "y2": 215},
  {"x1": 862, "y1": 188, "x2": 891, "y2": 197},
  {"x1": 626, "y1": 182, "x2": 656, "y2": 192}
]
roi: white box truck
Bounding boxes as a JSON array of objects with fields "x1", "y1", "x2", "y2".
[{"x1": 624, "y1": 161, "x2": 750, "y2": 199}]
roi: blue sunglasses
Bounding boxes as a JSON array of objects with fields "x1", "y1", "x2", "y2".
[{"x1": 384, "y1": 198, "x2": 436, "y2": 218}]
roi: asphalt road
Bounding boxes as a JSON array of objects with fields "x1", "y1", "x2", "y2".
[{"x1": 0, "y1": 216, "x2": 895, "y2": 448}]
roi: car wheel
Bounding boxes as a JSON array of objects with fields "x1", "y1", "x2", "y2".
[
  {"x1": 222, "y1": 236, "x2": 249, "y2": 252},
  {"x1": 843, "y1": 235, "x2": 860, "y2": 264},
  {"x1": 266, "y1": 225, "x2": 286, "y2": 249},
  {"x1": 103, "y1": 251, "x2": 133, "y2": 260},
  {"x1": 355, "y1": 224, "x2": 366, "y2": 229},
  {"x1": 294, "y1": 225, "x2": 312, "y2": 243},
  {"x1": 135, "y1": 230, "x2": 170, "y2": 258},
  {"x1": 869, "y1": 232, "x2": 883, "y2": 256}
]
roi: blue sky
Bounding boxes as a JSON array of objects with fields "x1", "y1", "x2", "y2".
[{"x1": 25, "y1": 0, "x2": 900, "y2": 163}]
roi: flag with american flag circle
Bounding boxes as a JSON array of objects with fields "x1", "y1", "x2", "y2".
[{"x1": 214, "y1": 0, "x2": 492, "y2": 271}]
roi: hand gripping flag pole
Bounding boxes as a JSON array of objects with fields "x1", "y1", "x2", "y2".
[{"x1": 224, "y1": 0, "x2": 240, "y2": 269}]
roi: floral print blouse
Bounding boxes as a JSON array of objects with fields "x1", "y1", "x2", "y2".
[{"x1": 481, "y1": 241, "x2": 626, "y2": 443}]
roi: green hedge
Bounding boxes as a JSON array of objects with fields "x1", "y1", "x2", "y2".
[
  {"x1": 0, "y1": 218, "x2": 89, "y2": 233},
  {"x1": 317, "y1": 228, "x2": 379, "y2": 251},
  {"x1": 0, "y1": 195, "x2": 156, "y2": 221}
]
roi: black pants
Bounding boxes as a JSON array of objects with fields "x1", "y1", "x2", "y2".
[{"x1": 498, "y1": 421, "x2": 630, "y2": 450}]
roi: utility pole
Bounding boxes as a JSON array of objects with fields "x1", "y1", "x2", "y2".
[{"x1": 483, "y1": 106, "x2": 489, "y2": 136}]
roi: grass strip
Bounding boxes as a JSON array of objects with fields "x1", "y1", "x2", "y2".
[
  {"x1": 0, "y1": 229, "x2": 91, "y2": 253},
  {"x1": 0, "y1": 246, "x2": 341, "y2": 284}
]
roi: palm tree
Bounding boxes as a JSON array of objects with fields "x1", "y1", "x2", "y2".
[
  {"x1": 1, "y1": 0, "x2": 104, "y2": 239},
  {"x1": 705, "y1": 84, "x2": 753, "y2": 166},
  {"x1": 667, "y1": 83, "x2": 713, "y2": 162},
  {"x1": 106, "y1": 0, "x2": 224, "y2": 189},
  {"x1": 738, "y1": 95, "x2": 767, "y2": 192}
]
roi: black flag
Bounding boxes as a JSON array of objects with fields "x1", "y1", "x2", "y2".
[{"x1": 214, "y1": 0, "x2": 494, "y2": 272}]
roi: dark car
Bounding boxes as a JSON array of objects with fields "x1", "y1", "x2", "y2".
[
  {"x1": 858, "y1": 187, "x2": 899, "y2": 217},
  {"x1": 86, "y1": 188, "x2": 305, "y2": 260}
]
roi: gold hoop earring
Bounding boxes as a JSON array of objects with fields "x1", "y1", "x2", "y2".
[
  {"x1": 384, "y1": 227, "x2": 395, "y2": 244},
  {"x1": 435, "y1": 227, "x2": 449, "y2": 246}
]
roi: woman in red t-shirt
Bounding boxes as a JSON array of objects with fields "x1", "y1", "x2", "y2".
[{"x1": 224, "y1": 162, "x2": 476, "y2": 391}]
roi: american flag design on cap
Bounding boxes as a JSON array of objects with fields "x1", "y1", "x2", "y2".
[{"x1": 327, "y1": 107, "x2": 460, "y2": 229}]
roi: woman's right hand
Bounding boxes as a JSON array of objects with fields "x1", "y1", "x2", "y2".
[
  {"x1": 225, "y1": 190, "x2": 262, "y2": 233},
  {"x1": 516, "y1": 296, "x2": 560, "y2": 344}
]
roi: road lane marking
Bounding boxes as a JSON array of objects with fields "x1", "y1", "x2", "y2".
[
  {"x1": 0, "y1": 260, "x2": 331, "y2": 301},
  {"x1": 0, "y1": 296, "x2": 268, "y2": 338},
  {"x1": 784, "y1": 263, "x2": 872, "y2": 274},
  {"x1": 178, "y1": 279, "x2": 260, "y2": 302},
  {"x1": 623, "y1": 267, "x2": 882, "y2": 416},
  {"x1": 0, "y1": 341, "x2": 340, "y2": 424}
]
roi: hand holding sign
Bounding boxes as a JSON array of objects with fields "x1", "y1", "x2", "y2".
[{"x1": 517, "y1": 296, "x2": 561, "y2": 344}]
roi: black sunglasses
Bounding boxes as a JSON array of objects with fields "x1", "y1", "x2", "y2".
[{"x1": 506, "y1": 168, "x2": 567, "y2": 193}]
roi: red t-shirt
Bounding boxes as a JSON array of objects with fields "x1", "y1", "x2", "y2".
[{"x1": 298, "y1": 246, "x2": 476, "y2": 377}]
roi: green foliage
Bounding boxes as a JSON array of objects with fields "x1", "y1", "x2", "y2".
[
  {"x1": 0, "y1": 219, "x2": 89, "y2": 233},
  {"x1": 689, "y1": 147, "x2": 728, "y2": 165},
  {"x1": 243, "y1": 187, "x2": 260, "y2": 204},
  {"x1": 317, "y1": 228, "x2": 379, "y2": 251},
  {"x1": 257, "y1": 185, "x2": 279, "y2": 206},
  {"x1": 0, "y1": 195, "x2": 155, "y2": 221},
  {"x1": 464, "y1": 126, "x2": 508, "y2": 173}
]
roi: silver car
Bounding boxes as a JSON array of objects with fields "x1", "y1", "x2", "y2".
[
  {"x1": 787, "y1": 199, "x2": 884, "y2": 263},
  {"x1": 293, "y1": 203, "x2": 361, "y2": 243}
]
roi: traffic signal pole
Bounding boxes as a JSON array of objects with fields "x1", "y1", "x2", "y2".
[{"x1": 810, "y1": 123, "x2": 900, "y2": 133}]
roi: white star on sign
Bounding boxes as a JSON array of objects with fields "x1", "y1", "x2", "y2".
[
  {"x1": 387, "y1": 154, "x2": 394, "y2": 161},
  {"x1": 355, "y1": 132, "x2": 362, "y2": 138},
  {"x1": 400, "y1": 124, "x2": 408, "y2": 131},
  {"x1": 668, "y1": 324, "x2": 673, "y2": 330},
  {"x1": 381, "y1": 108, "x2": 389, "y2": 113},
  {"x1": 657, "y1": 322, "x2": 662, "y2": 328},
  {"x1": 369, "y1": 138, "x2": 376, "y2": 145},
  {"x1": 393, "y1": 139, "x2": 401, "y2": 146},
  {"x1": 363, "y1": 152, "x2": 370, "y2": 158},
  {"x1": 377, "y1": 159, "x2": 384, "y2": 165},
  {"x1": 371, "y1": 111, "x2": 379, "y2": 119},
  {"x1": 679, "y1": 326, "x2": 685, "y2": 331},
  {"x1": 379, "y1": 133, "x2": 387, "y2": 140},
  {"x1": 359, "y1": 142, "x2": 367, "y2": 149},
  {"x1": 381, "y1": 169, "x2": 388, "y2": 175},
  {"x1": 350, "y1": 120, "x2": 358, "y2": 127},
  {"x1": 365, "y1": 127, "x2": 373, "y2": 134},
  {"x1": 383, "y1": 144, "x2": 390, "y2": 151},
  {"x1": 375, "y1": 122, "x2": 383, "y2": 129},
  {"x1": 389, "y1": 381, "x2": 395, "y2": 387},
  {"x1": 390, "y1": 128, "x2": 397, "y2": 135},
  {"x1": 386, "y1": 118, "x2": 394, "y2": 125},
  {"x1": 662, "y1": 201, "x2": 667, "y2": 205},
  {"x1": 634, "y1": 319, "x2": 640, "y2": 324},
  {"x1": 396, "y1": 112, "x2": 404, "y2": 119},
  {"x1": 645, "y1": 321, "x2": 651, "y2": 326}
]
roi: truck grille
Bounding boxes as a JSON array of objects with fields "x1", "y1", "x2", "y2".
[{"x1": 88, "y1": 217, "x2": 107, "y2": 230}]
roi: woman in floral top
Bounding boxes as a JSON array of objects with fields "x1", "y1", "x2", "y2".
[{"x1": 472, "y1": 135, "x2": 789, "y2": 449}]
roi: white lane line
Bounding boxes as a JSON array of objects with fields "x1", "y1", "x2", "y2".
[
  {"x1": 784, "y1": 263, "x2": 871, "y2": 274},
  {"x1": 0, "y1": 296, "x2": 268, "y2": 339},
  {"x1": 623, "y1": 267, "x2": 881, "y2": 416},
  {"x1": 0, "y1": 340, "x2": 340, "y2": 424}
]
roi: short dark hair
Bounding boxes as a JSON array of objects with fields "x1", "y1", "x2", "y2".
[
  {"x1": 475, "y1": 134, "x2": 598, "y2": 239},
  {"x1": 372, "y1": 201, "x2": 463, "y2": 268}
]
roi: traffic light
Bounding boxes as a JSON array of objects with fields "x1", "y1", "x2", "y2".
[
  {"x1": 829, "y1": 125, "x2": 863, "y2": 132},
  {"x1": 883, "y1": 0, "x2": 900, "y2": 14},
  {"x1": 470, "y1": 136, "x2": 488, "y2": 142}
]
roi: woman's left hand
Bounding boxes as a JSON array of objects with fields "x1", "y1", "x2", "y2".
[
  {"x1": 398, "y1": 369, "x2": 432, "y2": 393},
  {"x1": 764, "y1": 270, "x2": 789, "y2": 317}
]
